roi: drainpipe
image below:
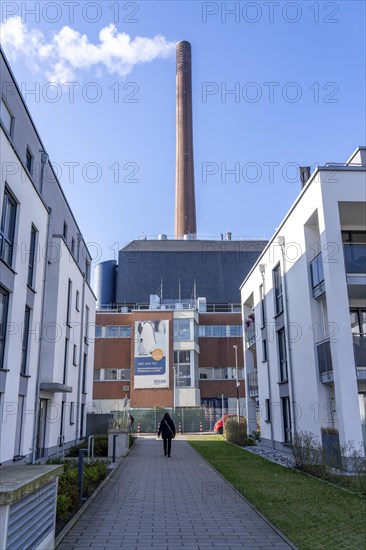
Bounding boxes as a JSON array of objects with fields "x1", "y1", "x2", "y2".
[
  {"x1": 31, "y1": 207, "x2": 52, "y2": 463},
  {"x1": 75, "y1": 271, "x2": 86, "y2": 443},
  {"x1": 259, "y1": 264, "x2": 275, "y2": 448},
  {"x1": 278, "y1": 236, "x2": 297, "y2": 439}
]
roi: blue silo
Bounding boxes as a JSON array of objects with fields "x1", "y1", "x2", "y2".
[{"x1": 94, "y1": 260, "x2": 117, "y2": 308}]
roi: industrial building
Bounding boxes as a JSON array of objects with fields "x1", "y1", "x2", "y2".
[{"x1": 92, "y1": 41, "x2": 267, "y2": 415}]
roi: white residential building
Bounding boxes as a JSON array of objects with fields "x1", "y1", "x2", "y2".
[
  {"x1": 0, "y1": 48, "x2": 96, "y2": 464},
  {"x1": 240, "y1": 146, "x2": 366, "y2": 453}
]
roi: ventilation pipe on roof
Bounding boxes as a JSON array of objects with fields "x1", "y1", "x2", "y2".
[{"x1": 299, "y1": 166, "x2": 311, "y2": 189}]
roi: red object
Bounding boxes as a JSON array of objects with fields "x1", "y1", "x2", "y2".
[{"x1": 214, "y1": 414, "x2": 237, "y2": 434}]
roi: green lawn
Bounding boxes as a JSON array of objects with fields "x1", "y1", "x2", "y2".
[{"x1": 188, "y1": 438, "x2": 366, "y2": 550}]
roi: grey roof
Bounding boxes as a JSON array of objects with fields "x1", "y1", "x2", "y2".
[{"x1": 116, "y1": 240, "x2": 267, "y2": 304}]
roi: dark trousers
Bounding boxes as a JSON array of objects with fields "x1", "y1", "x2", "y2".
[{"x1": 163, "y1": 437, "x2": 172, "y2": 456}]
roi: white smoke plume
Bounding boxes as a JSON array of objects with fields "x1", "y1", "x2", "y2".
[{"x1": 0, "y1": 17, "x2": 176, "y2": 82}]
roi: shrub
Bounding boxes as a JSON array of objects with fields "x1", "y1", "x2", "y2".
[
  {"x1": 224, "y1": 416, "x2": 248, "y2": 446},
  {"x1": 67, "y1": 435, "x2": 108, "y2": 457},
  {"x1": 292, "y1": 430, "x2": 323, "y2": 474},
  {"x1": 57, "y1": 494, "x2": 73, "y2": 520}
]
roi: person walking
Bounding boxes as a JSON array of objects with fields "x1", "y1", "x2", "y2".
[
  {"x1": 128, "y1": 414, "x2": 134, "y2": 433},
  {"x1": 158, "y1": 412, "x2": 176, "y2": 457}
]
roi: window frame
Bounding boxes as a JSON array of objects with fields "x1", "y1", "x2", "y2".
[
  {"x1": 0, "y1": 187, "x2": 17, "y2": 267},
  {"x1": 20, "y1": 307, "x2": 31, "y2": 375},
  {"x1": 0, "y1": 287, "x2": 10, "y2": 369},
  {"x1": 0, "y1": 97, "x2": 14, "y2": 137},
  {"x1": 26, "y1": 147, "x2": 33, "y2": 175},
  {"x1": 273, "y1": 263, "x2": 283, "y2": 315},
  {"x1": 278, "y1": 329, "x2": 288, "y2": 382},
  {"x1": 27, "y1": 225, "x2": 37, "y2": 288}
]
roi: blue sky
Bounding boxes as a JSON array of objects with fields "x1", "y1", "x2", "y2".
[{"x1": 1, "y1": 1, "x2": 365, "y2": 266}]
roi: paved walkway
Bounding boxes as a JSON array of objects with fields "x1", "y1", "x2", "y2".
[{"x1": 58, "y1": 437, "x2": 295, "y2": 550}]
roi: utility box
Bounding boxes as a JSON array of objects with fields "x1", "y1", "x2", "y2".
[
  {"x1": 108, "y1": 429, "x2": 129, "y2": 458},
  {"x1": 0, "y1": 464, "x2": 63, "y2": 550}
]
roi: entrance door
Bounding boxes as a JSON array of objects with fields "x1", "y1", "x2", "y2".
[{"x1": 36, "y1": 399, "x2": 47, "y2": 459}]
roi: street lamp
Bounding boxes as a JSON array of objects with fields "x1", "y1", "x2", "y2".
[{"x1": 233, "y1": 345, "x2": 240, "y2": 426}]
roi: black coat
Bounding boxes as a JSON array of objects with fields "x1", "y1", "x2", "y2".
[{"x1": 158, "y1": 416, "x2": 176, "y2": 439}]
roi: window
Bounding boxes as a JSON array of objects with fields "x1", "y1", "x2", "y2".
[
  {"x1": 262, "y1": 339, "x2": 267, "y2": 362},
  {"x1": 14, "y1": 395, "x2": 25, "y2": 457},
  {"x1": 73, "y1": 344, "x2": 78, "y2": 366},
  {"x1": 282, "y1": 397, "x2": 292, "y2": 443},
  {"x1": 174, "y1": 319, "x2": 192, "y2": 341},
  {"x1": 273, "y1": 264, "x2": 283, "y2": 315},
  {"x1": 27, "y1": 225, "x2": 37, "y2": 287},
  {"x1": 278, "y1": 329, "x2": 288, "y2": 381},
  {"x1": 84, "y1": 305, "x2": 90, "y2": 343},
  {"x1": 120, "y1": 368, "x2": 130, "y2": 380},
  {"x1": 198, "y1": 325, "x2": 242, "y2": 338},
  {"x1": 95, "y1": 325, "x2": 102, "y2": 338},
  {"x1": 0, "y1": 288, "x2": 9, "y2": 369},
  {"x1": 80, "y1": 403, "x2": 85, "y2": 438},
  {"x1": 66, "y1": 279, "x2": 72, "y2": 326},
  {"x1": 265, "y1": 399, "x2": 271, "y2": 422},
  {"x1": 1, "y1": 98, "x2": 13, "y2": 135},
  {"x1": 0, "y1": 188, "x2": 17, "y2": 266},
  {"x1": 70, "y1": 402, "x2": 75, "y2": 425},
  {"x1": 103, "y1": 325, "x2": 132, "y2": 338},
  {"x1": 104, "y1": 368, "x2": 118, "y2": 380},
  {"x1": 76, "y1": 290, "x2": 80, "y2": 311},
  {"x1": 21, "y1": 307, "x2": 31, "y2": 375},
  {"x1": 71, "y1": 237, "x2": 75, "y2": 255},
  {"x1": 174, "y1": 350, "x2": 192, "y2": 386},
  {"x1": 93, "y1": 369, "x2": 101, "y2": 381},
  {"x1": 63, "y1": 222, "x2": 68, "y2": 240},
  {"x1": 82, "y1": 354, "x2": 87, "y2": 393},
  {"x1": 26, "y1": 148, "x2": 33, "y2": 173},
  {"x1": 60, "y1": 401, "x2": 65, "y2": 438},
  {"x1": 259, "y1": 285, "x2": 266, "y2": 327},
  {"x1": 63, "y1": 338, "x2": 69, "y2": 384}
]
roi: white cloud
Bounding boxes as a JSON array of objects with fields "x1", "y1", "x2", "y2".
[{"x1": 0, "y1": 17, "x2": 176, "y2": 82}]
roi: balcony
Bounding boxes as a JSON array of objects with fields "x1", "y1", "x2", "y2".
[
  {"x1": 316, "y1": 338, "x2": 333, "y2": 383},
  {"x1": 310, "y1": 253, "x2": 325, "y2": 298},
  {"x1": 244, "y1": 322, "x2": 257, "y2": 348},
  {"x1": 247, "y1": 370, "x2": 258, "y2": 397},
  {"x1": 317, "y1": 335, "x2": 366, "y2": 383}
]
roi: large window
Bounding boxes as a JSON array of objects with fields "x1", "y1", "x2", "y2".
[
  {"x1": 174, "y1": 319, "x2": 193, "y2": 341},
  {"x1": 27, "y1": 225, "x2": 37, "y2": 287},
  {"x1": 96, "y1": 368, "x2": 130, "y2": 381},
  {"x1": 278, "y1": 329, "x2": 288, "y2": 382},
  {"x1": 0, "y1": 189, "x2": 17, "y2": 266},
  {"x1": 282, "y1": 397, "x2": 292, "y2": 443},
  {"x1": 174, "y1": 350, "x2": 192, "y2": 386},
  {"x1": 66, "y1": 279, "x2": 72, "y2": 326},
  {"x1": 20, "y1": 307, "x2": 31, "y2": 375},
  {"x1": 1, "y1": 98, "x2": 13, "y2": 136},
  {"x1": 273, "y1": 264, "x2": 283, "y2": 315},
  {"x1": 0, "y1": 288, "x2": 9, "y2": 369},
  {"x1": 198, "y1": 325, "x2": 242, "y2": 338},
  {"x1": 95, "y1": 325, "x2": 132, "y2": 338},
  {"x1": 199, "y1": 367, "x2": 244, "y2": 380}
]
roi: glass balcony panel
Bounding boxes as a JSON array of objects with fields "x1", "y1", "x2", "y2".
[
  {"x1": 343, "y1": 244, "x2": 366, "y2": 273},
  {"x1": 353, "y1": 334, "x2": 366, "y2": 368},
  {"x1": 316, "y1": 338, "x2": 333, "y2": 375}
]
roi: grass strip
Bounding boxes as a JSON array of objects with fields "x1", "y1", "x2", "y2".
[{"x1": 188, "y1": 438, "x2": 366, "y2": 550}]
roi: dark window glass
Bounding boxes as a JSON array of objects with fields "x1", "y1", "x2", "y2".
[
  {"x1": 27, "y1": 226, "x2": 37, "y2": 287},
  {"x1": 0, "y1": 287, "x2": 9, "y2": 368},
  {"x1": 278, "y1": 329, "x2": 288, "y2": 381},
  {"x1": 0, "y1": 189, "x2": 17, "y2": 266},
  {"x1": 21, "y1": 307, "x2": 31, "y2": 374},
  {"x1": 26, "y1": 148, "x2": 33, "y2": 173},
  {"x1": 273, "y1": 264, "x2": 283, "y2": 314}
]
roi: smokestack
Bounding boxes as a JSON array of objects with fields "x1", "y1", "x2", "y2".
[{"x1": 175, "y1": 41, "x2": 197, "y2": 239}]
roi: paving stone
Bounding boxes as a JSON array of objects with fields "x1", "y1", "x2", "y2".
[{"x1": 58, "y1": 438, "x2": 296, "y2": 550}]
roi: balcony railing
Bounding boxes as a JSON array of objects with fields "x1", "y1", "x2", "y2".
[
  {"x1": 247, "y1": 370, "x2": 258, "y2": 397},
  {"x1": 343, "y1": 244, "x2": 366, "y2": 274},
  {"x1": 353, "y1": 334, "x2": 366, "y2": 368},
  {"x1": 310, "y1": 253, "x2": 325, "y2": 298},
  {"x1": 244, "y1": 323, "x2": 257, "y2": 347},
  {"x1": 316, "y1": 338, "x2": 333, "y2": 382}
]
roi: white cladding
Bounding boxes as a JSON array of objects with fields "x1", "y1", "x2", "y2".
[
  {"x1": 0, "y1": 55, "x2": 96, "y2": 464},
  {"x1": 240, "y1": 148, "x2": 366, "y2": 451}
]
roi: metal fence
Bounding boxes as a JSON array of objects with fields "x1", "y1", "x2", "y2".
[{"x1": 112, "y1": 407, "x2": 224, "y2": 433}]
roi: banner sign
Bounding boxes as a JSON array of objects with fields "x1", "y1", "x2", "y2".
[{"x1": 134, "y1": 320, "x2": 169, "y2": 389}]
